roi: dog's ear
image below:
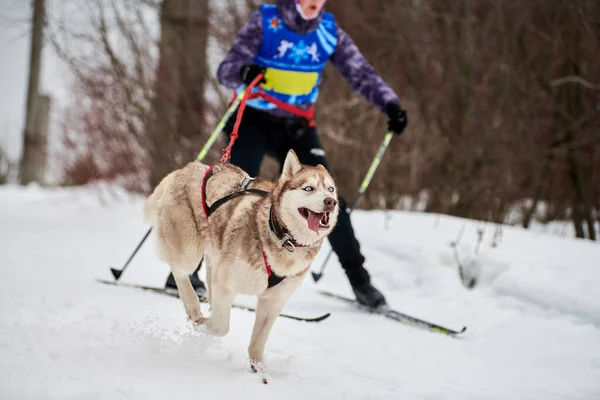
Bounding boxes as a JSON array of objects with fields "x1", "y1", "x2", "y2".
[
  {"x1": 316, "y1": 164, "x2": 328, "y2": 174},
  {"x1": 281, "y1": 149, "x2": 302, "y2": 181}
]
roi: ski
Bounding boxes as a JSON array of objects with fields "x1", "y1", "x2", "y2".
[
  {"x1": 96, "y1": 279, "x2": 331, "y2": 323},
  {"x1": 319, "y1": 290, "x2": 466, "y2": 336}
]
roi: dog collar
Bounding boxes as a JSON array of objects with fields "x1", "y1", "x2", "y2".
[{"x1": 268, "y1": 207, "x2": 306, "y2": 253}]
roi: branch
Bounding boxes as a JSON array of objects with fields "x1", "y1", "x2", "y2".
[{"x1": 549, "y1": 76, "x2": 600, "y2": 90}]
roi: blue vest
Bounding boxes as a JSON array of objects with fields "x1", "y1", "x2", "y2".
[{"x1": 238, "y1": 5, "x2": 338, "y2": 111}]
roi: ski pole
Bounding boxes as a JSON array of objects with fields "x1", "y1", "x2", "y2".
[
  {"x1": 311, "y1": 131, "x2": 395, "y2": 283},
  {"x1": 110, "y1": 91, "x2": 247, "y2": 281}
]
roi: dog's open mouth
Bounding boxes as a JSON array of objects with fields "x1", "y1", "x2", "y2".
[{"x1": 299, "y1": 208, "x2": 330, "y2": 234}]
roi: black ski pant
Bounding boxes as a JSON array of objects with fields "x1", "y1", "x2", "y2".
[{"x1": 222, "y1": 106, "x2": 371, "y2": 286}]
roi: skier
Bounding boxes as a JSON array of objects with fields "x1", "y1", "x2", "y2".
[{"x1": 166, "y1": 0, "x2": 408, "y2": 308}]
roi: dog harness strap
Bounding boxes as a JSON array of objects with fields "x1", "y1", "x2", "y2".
[
  {"x1": 202, "y1": 170, "x2": 269, "y2": 218},
  {"x1": 201, "y1": 166, "x2": 214, "y2": 219},
  {"x1": 230, "y1": 89, "x2": 316, "y2": 127},
  {"x1": 262, "y1": 250, "x2": 272, "y2": 277},
  {"x1": 250, "y1": 89, "x2": 316, "y2": 127},
  {"x1": 207, "y1": 188, "x2": 269, "y2": 217},
  {"x1": 262, "y1": 250, "x2": 286, "y2": 288}
]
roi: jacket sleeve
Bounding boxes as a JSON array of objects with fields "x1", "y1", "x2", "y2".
[
  {"x1": 329, "y1": 26, "x2": 400, "y2": 113},
  {"x1": 216, "y1": 12, "x2": 264, "y2": 89}
]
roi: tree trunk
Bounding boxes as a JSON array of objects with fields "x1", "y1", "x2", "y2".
[
  {"x1": 149, "y1": 0, "x2": 209, "y2": 190},
  {"x1": 557, "y1": 3, "x2": 590, "y2": 240},
  {"x1": 566, "y1": 136, "x2": 585, "y2": 238},
  {"x1": 32, "y1": 94, "x2": 51, "y2": 185},
  {"x1": 522, "y1": 137, "x2": 558, "y2": 229},
  {"x1": 19, "y1": 0, "x2": 45, "y2": 185}
]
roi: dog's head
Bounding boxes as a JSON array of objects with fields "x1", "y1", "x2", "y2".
[{"x1": 274, "y1": 150, "x2": 339, "y2": 245}]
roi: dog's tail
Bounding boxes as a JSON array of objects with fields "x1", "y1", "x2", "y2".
[{"x1": 143, "y1": 171, "x2": 177, "y2": 226}]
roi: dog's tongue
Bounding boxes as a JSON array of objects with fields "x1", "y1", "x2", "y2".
[{"x1": 307, "y1": 211, "x2": 323, "y2": 234}]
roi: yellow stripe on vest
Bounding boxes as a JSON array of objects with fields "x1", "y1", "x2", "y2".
[{"x1": 262, "y1": 68, "x2": 319, "y2": 96}]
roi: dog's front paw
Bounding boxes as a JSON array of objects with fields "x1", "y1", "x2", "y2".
[{"x1": 250, "y1": 359, "x2": 269, "y2": 384}]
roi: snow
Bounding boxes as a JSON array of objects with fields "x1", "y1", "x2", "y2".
[{"x1": 1, "y1": 184, "x2": 599, "y2": 399}]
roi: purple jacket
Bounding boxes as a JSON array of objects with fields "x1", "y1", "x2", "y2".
[{"x1": 216, "y1": 0, "x2": 400, "y2": 118}]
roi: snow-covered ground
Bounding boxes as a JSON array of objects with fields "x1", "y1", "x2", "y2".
[{"x1": 1, "y1": 184, "x2": 599, "y2": 399}]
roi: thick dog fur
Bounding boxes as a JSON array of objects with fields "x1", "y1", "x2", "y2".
[{"x1": 144, "y1": 150, "x2": 339, "y2": 372}]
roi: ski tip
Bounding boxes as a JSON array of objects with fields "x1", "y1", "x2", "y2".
[
  {"x1": 312, "y1": 312, "x2": 331, "y2": 322},
  {"x1": 110, "y1": 267, "x2": 122, "y2": 280},
  {"x1": 450, "y1": 326, "x2": 467, "y2": 335},
  {"x1": 311, "y1": 271, "x2": 323, "y2": 282},
  {"x1": 295, "y1": 312, "x2": 331, "y2": 322},
  {"x1": 294, "y1": 312, "x2": 331, "y2": 322},
  {"x1": 434, "y1": 325, "x2": 467, "y2": 336}
]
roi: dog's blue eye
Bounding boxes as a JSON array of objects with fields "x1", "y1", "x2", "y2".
[
  {"x1": 303, "y1": 186, "x2": 314, "y2": 192},
  {"x1": 328, "y1": 187, "x2": 334, "y2": 192}
]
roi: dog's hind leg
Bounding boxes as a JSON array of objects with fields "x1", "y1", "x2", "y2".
[
  {"x1": 153, "y1": 196, "x2": 206, "y2": 323},
  {"x1": 204, "y1": 282, "x2": 235, "y2": 337},
  {"x1": 172, "y1": 268, "x2": 205, "y2": 324},
  {"x1": 159, "y1": 239, "x2": 205, "y2": 323},
  {"x1": 205, "y1": 257, "x2": 213, "y2": 305}
]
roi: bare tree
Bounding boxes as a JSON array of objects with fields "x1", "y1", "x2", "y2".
[
  {"x1": 19, "y1": 0, "x2": 46, "y2": 185},
  {"x1": 149, "y1": 0, "x2": 210, "y2": 188},
  {"x1": 48, "y1": 0, "x2": 160, "y2": 190},
  {"x1": 318, "y1": 0, "x2": 599, "y2": 238}
]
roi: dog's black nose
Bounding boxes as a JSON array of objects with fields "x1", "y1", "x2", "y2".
[{"x1": 324, "y1": 197, "x2": 337, "y2": 210}]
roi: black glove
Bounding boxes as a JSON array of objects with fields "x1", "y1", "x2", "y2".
[
  {"x1": 240, "y1": 64, "x2": 267, "y2": 86},
  {"x1": 385, "y1": 103, "x2": 408, "y2": 135}
]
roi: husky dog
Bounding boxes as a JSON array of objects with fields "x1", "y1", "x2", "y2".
[{"x1": 144, "y1": 149, "x2": 339, "y2": 374}]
